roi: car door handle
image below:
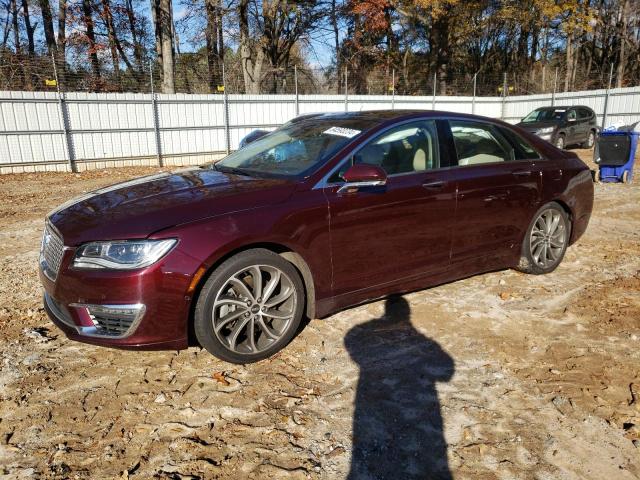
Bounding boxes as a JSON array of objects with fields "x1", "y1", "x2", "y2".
[
  {"x1": 422, "y1": 181, "x2": 446, "y2": 190},
  {"x1": 512, "y1": 170, "x2": 532, "y2": 177}
]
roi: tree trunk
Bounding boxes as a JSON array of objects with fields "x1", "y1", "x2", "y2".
[
  {"x1": 331, "y1": 0, "x2": 339, "y2": 90},
  {"x1": 39, "y1": 0, "x2": 56, "y2": 54},
  {"x1": 564, "y1": 32, "x2": 572, "y2": 92},
  {"x1": 150, "y1": 0, "x2": 162, "y2": 82},
  {"x1": 56, "y1": 0, "x2": 67, "y2": 87},
  {"x1": 81, "y1": 0, "x2": 100, "y2": 77},
  {"x1": 125, "y1": 0, "x2": 144, "y2": 74},
  {"x1": 10, "y1": 0, "x2": 19, "y2": 53},
  {"x1": 159, "y1": 0, "x2": 174, "y2": 93},
  {"x1": 101, "y1": 0, "x2": 120, "y2": 83},
  {"x1": 616, "y1": 0, "x2": 628, "y2": 88},
  {"x1": 21, "y1": 0, "x2": 34, "y2": 53},
  {"x1": 205, "y1": 0, "x2": 221, "y2": 92},
  {"x1": 239, "y1": 0, "x2": 262, "y2": 93}
]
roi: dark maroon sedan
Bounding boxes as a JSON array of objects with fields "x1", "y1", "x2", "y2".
[{"x1": 40, "y1": 111, "x2": 594, "y2": 363}]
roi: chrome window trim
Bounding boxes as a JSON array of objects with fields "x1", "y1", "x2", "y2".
[{"x1": 313, "y1": 115, "x2": 546, "y2": 190}]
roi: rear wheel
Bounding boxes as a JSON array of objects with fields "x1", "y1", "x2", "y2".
[
  {"x1": 194, "y1": 249, "x2": 305, "y2": 363},
  {"x1": 518, "y1": 203, "x2": 570, "y2": 275},
  {"x1": 622, "y1": 170, "x2": 631, "y2": 184},
  {"x1": 555, "y1": 134, "x2": 565, "y2": 150},
  {"x1": 582, "y1": 130, "x2": 595, "y2": 148}
]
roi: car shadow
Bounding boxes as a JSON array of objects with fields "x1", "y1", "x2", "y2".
[{"x1": 344, "y1": 295, "x2": 455, "y2": 480}]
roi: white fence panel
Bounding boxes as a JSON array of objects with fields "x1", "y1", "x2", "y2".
[{"x1": 1, "y1": 86, "x2": 639, "y2": 172}]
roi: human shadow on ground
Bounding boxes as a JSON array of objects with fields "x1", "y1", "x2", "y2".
[{"x1": 344, "y1": 296, "x2": 455, "y2": 479}]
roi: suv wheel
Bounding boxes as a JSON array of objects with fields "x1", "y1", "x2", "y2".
[
  {"x1": 582, "y1": 130, "x2": 595, "y2": 149},
  {"x1": 194, "y1": 249, "x2": 305, "y2": 363},
  {"x1": 555, "y1": 134, "x2": 565, "y2": 150},
  {"x1": 518, "y1": 202, "x2": 570, "y2": 275}
]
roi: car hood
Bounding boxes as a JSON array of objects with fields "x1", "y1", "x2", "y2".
[
  {"x1": 517, "y1": 121, "x2": 559, "y2": 131},
  {"x1": 48, "y1": 167, "x2": 296, "y2": 246}
]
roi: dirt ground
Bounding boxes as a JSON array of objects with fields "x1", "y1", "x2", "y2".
[{"x1": 0, "y1": 150, "x2": 639, "y2": 479}]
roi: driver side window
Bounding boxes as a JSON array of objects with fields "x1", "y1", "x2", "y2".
[{"x1": 329, "y1": 120, "x2": 439, "y2": 182}]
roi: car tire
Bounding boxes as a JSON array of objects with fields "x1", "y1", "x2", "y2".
[
  {"x1": 517, "y1": 202, "x2": 571, "y2": 275},
  {"x1": 582, "y1": 130, "x2": 595, "y2": 149},
  {"x1": 194, "y1": 248, "x2": 305, "y2": 364},
  {"x1": 555, "y1": 134, "x2": 565, "y2": 150}
]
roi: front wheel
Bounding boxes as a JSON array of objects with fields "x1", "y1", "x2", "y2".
[
  {"x1": 194, "y1": 249, "x2": 305, "y2": 363},
  {"x1": 518, "y1": 203, "x2": 570, "y2": 275},
  {"x1": 555, "y1": 134, "x2": 565, "y2": 150}
]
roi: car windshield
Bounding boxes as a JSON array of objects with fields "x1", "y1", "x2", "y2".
[
  {"x1": 522, "y1": 108, "x2": 567, "y2": 123},
  {"x1": 212, "y1": 119, "x2": 371, "y2": 177}
]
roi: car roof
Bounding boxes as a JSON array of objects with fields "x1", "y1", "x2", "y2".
[
  {"x1": 289, "y1": 109, "x2": 509, "y2": 129},
  {"x1": 535, "y1": 105, "x2": 593, "y2": 111}
]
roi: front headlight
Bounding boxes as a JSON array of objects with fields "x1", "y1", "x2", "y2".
[
  {"x1": 536, "y1": 127, "x2": 555, "y2": 134},
  {"x1": 72, "y1": 239, "x2": 177, "y2": 270}
]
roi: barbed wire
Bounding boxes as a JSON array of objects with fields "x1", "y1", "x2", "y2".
[{"x1": 0, "y1": 52, "x2": 630, "y2": 96}]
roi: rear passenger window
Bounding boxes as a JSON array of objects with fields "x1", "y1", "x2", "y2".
[
  {"x1": 578, "y1": 108, "x2": 591, "y2": 119},
  {"x1": 498, "y1": 127, "x2": 540, "y2": 160},
  {"x1": 449, "y1": 120, "x2": 512, "y2": 165}
]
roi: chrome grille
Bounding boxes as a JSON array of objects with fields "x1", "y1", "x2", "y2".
[{"x1": 40, "y1": 223, "x2": 64, "y2": 281}]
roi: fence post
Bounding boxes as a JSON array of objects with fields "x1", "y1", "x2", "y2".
[
  {"x1": 52, "y1": 54, "x2": 75, "y2": 172},
  {"x1": 150, "y1": 61, "x2": 163, "y2": 167},
  {"x1": 391, "y1": 69, "x2": 395, "y2": 110},
  {"x1": 294, "y1": 65, "x2": 299, "y2": 116},
  {"x1": 472, "y1": 72, "x2": 477, "y2": 115},
  {"x1": 344, "y1": 67, "x2": 349, "y2": 112},
  {"x1": 551, "y1": 67, "x2": 558, "y2": 106},
  {"x1": 602, "y1": 63, "x2": 614, "y2": 129},
  {"x1": 432, "y1": 72, "x2": 436, "y2": 110},
  {"x1": 501, "y1": 72, "x2": 507, "y2": 120},
  {"x1": 222, "y1": 62, "x2": 230, "y2": 154}
]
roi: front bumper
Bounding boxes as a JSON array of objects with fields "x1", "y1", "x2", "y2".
[{"x1": 40, "y1": 244, "x2": 201, "y2": 351}]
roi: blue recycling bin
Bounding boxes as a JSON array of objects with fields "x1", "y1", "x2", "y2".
[{"x1": 594, "y1": 130, "x2": 639, "y2": 183}]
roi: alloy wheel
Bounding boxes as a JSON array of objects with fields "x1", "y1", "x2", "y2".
[
  {"x1": 212, "y1": 265, "x2": 297, "y2": 354},
  {"x1": 529, "y1": 209, "x2": 566, "y2": 269}
]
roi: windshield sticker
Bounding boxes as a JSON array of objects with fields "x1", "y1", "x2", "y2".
[{"x1": 323, "y1": 126, "x2": 361, "y2": 138}]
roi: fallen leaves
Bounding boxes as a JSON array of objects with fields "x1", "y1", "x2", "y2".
[{"x1": 213, "y1": 372, "x2": 231, "y2": 386}]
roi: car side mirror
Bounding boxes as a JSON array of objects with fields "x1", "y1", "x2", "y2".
[
  {"x1": 568, "y1": 117, "x2": 576, "y2": 123},
  {"x1": 338, "y1": 164, "x2": 387, "y2": 194}
]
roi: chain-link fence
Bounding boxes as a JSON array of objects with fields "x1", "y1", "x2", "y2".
[{"x1": 0, "y1": 52, "x2": 628, "y2": 96}]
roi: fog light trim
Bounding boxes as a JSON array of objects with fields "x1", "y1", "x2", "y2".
[{"x1": 69, "y1": 303, "x2": 146, "y2": 339}]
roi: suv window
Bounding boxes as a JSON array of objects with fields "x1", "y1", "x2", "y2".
[
  {"x1": 329, "y1": 120, "x2": 439, "y2": 182},
  {"x1": 567, "y1": 109, "x2": 577, "y2": 121},
  {"x1": 578, "y1": 108, "x2": 591, "y2": 119},
  {"x1": 449, "y1": 120, "x2": 512, "y2": 165},
  {"x1": 497, "y1": 127, "x2": 540, "y2": 160}
]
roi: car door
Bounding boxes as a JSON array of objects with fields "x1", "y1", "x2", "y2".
[
  {"x1": 323, "y1": 119, "x2": 456, "y2": 298},
  {"x1": 566, "y1": 108, "x2": 578, "y2": 144},
  {"x1": 577, "y1": 108, "x2": 591, "y2": 142},
  {"x1": 444, "y1": 119, "x2": 542, "y2": 269}
]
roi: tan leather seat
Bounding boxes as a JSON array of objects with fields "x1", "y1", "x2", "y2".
[{"x1": 413, "y1": 148, "x2": 427, "y2": 171}]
